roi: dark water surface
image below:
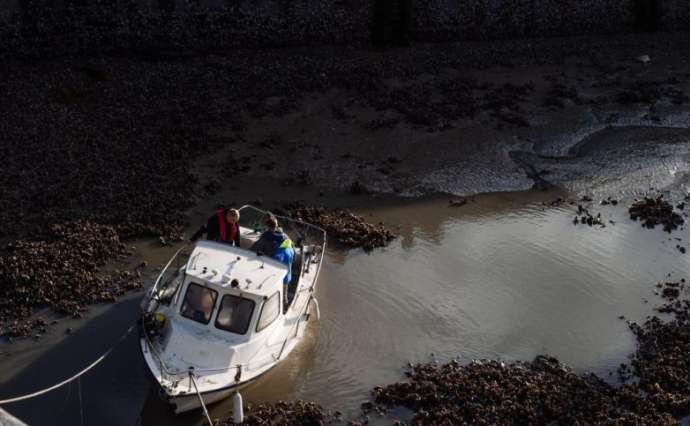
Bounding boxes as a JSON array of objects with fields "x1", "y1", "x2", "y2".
[{"x1": 2, "y1": 191, "x2": 689, "y2": 425}]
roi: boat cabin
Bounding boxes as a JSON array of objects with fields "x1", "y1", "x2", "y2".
[
  {"x1": 140, "y1": 205, "x2": 325, "y2": 413},
  {"x1": 154, "y1": 240, "x2": 291, "y2": 341}
]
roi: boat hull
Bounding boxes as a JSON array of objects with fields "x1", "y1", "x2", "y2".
[
  {"x1": 139, "y1": 336, "x2": 280, "y2": 413},
  {"x1": 168, "y1": 382, "x2": 244, "y2": 414}
]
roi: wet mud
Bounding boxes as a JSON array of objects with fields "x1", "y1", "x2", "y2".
[
  {"x1": 510, "y1": 126, "x2": 690, "y2": 200},
  {"x1": 4, "y1": 32, "x2": 690, "y2": 205}
]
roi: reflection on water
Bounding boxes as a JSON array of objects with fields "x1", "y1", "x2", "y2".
[{"x1": 142, "y1": 191, "x2": 690, "y2": 424}]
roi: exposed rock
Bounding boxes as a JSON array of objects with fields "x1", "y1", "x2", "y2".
[
  {"x1": 629, "y1": 196, "x2": 684, "y2": 232},
  {"x1": 217, "y1": 400, "x2": 332, "y2": 426},
  {"x1": 0, "y1": 221, "x2": 143, "y2": 337},
  {"x1": 277, "y1": 204, "x2": 396, "y2": 252},
  {"x1": 372, "y1": 355, "x2": 674, "y2": 425}
]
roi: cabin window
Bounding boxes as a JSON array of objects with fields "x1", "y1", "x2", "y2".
[
  {"x1": 180, "y1": 283, "x2": 218, "y2": 324},
  {"x1": 256, "y1": 292, "x2": 281, "y2": 332},
  {"x1": 215, "y1": 295, "x2": 255, "y2": 335}
]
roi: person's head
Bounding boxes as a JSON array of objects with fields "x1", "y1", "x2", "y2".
[
  {"x1": 199, "y1": 291, "x2": 214, "y2": 312},
  {"x1": 226, "y1": 208, "x2": 240, "y2": 224},
  {"x1": 265, "y1": 215, "x2": 278, "y2": 230}
]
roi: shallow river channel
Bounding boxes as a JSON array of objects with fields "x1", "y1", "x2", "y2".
[{"x1": 2, "y1": 191, "x2": 689, "y2": 425}]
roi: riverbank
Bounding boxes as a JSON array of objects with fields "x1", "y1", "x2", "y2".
[
  {"x1": 0, "y1": 25, "x2": 690, "y2": 356},
  {"x1": 1, "y1": 30, "x2": 690, "y2": 425},
  {"x1": 3, "y1": 28, "x2": 690, "y2": 339}
]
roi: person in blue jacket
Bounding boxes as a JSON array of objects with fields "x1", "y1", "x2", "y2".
[{"x1": 251, "y1": 215, "x2": 294, "y2": 302}]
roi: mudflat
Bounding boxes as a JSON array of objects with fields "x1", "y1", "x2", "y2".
[{"x1": 1, "y1": 31, "x2": 690, "y2": 425}]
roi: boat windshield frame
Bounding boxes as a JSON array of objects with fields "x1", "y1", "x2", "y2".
[
  {"x1": 214, "y1": 293, "x2": 257, "y2": 335},
  {"x1": 255, "y1": 290, "x2": 282, "y2": 332},
  {"x1": 179, "y1": 281, "x2": 218, "y2": 325},
  {"x1": 175, "y1": 275, "x2": 267, "y2": 337}
]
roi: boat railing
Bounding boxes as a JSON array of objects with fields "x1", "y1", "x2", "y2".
[
  {"x1": 275, "y1": 269, "x2": 323, "y2": 360},
  {"x1": 143, "y1": 245, "x2": 191, "y2": 312},
  {"x1": 237, "y1": 205, "x2": 327, "y2": 253}
]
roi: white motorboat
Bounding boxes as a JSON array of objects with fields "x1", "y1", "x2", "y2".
[{"x1": 139, "y1": 205, "x2": 325, "y2": 413}]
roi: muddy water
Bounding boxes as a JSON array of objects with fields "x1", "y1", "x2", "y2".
[
  {"x1": 136, "y1": 191, "x2": 690, "y2": 425},
  {"x1": 2, "y1": 189, "x2": 689, "y2": 425}
]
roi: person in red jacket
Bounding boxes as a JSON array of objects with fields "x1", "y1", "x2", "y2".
[{"x1": 190, "y1": 208, "x2": 241, "y2": 247}]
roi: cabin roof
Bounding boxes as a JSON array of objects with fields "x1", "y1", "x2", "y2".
[{"x1": 185, "y1": 240, "x2": 288, "y2": 297}]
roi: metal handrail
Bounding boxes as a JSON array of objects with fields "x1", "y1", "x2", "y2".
[
  {"x1": 237, "y1": 204, "x2": 327, "y2": 244},
  {"x1": 275, "y1": 247, "x2": 325, "y2": 360},
  {"x1": 146, "y1": 245, "x2": 189, "y2": 308}
]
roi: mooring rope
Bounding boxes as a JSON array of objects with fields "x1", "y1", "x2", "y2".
[
  {"x1": 0, "y1": 324, "x2": 135, "y2": 405},
  {"x1": 189, "y1": 372, "x2": 214, "y2": 426},
  {"x1": 77, "y1": 377, "x2": 84, "y2": 426}
]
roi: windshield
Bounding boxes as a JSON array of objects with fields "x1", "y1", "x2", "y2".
[
  {"x1": 215, "y1": 295, "x2": 255, "y2": 335},
  {"x1": 256, "y1": 291, "x2": 281, "y2": 332},
  {"x1": 180, "y1": 283, "x2": 218, "y2": 324}
]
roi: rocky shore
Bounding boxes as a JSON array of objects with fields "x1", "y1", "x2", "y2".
[
  {"x1": 0, "y1": 221, "x2": 143, "y2": 338},
  {"x1": 372, "y1": 356, "x2": 674, "y2": 425},
  {"x1": 217, "y1": 401, "x2": 335, "y2": 426}
]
